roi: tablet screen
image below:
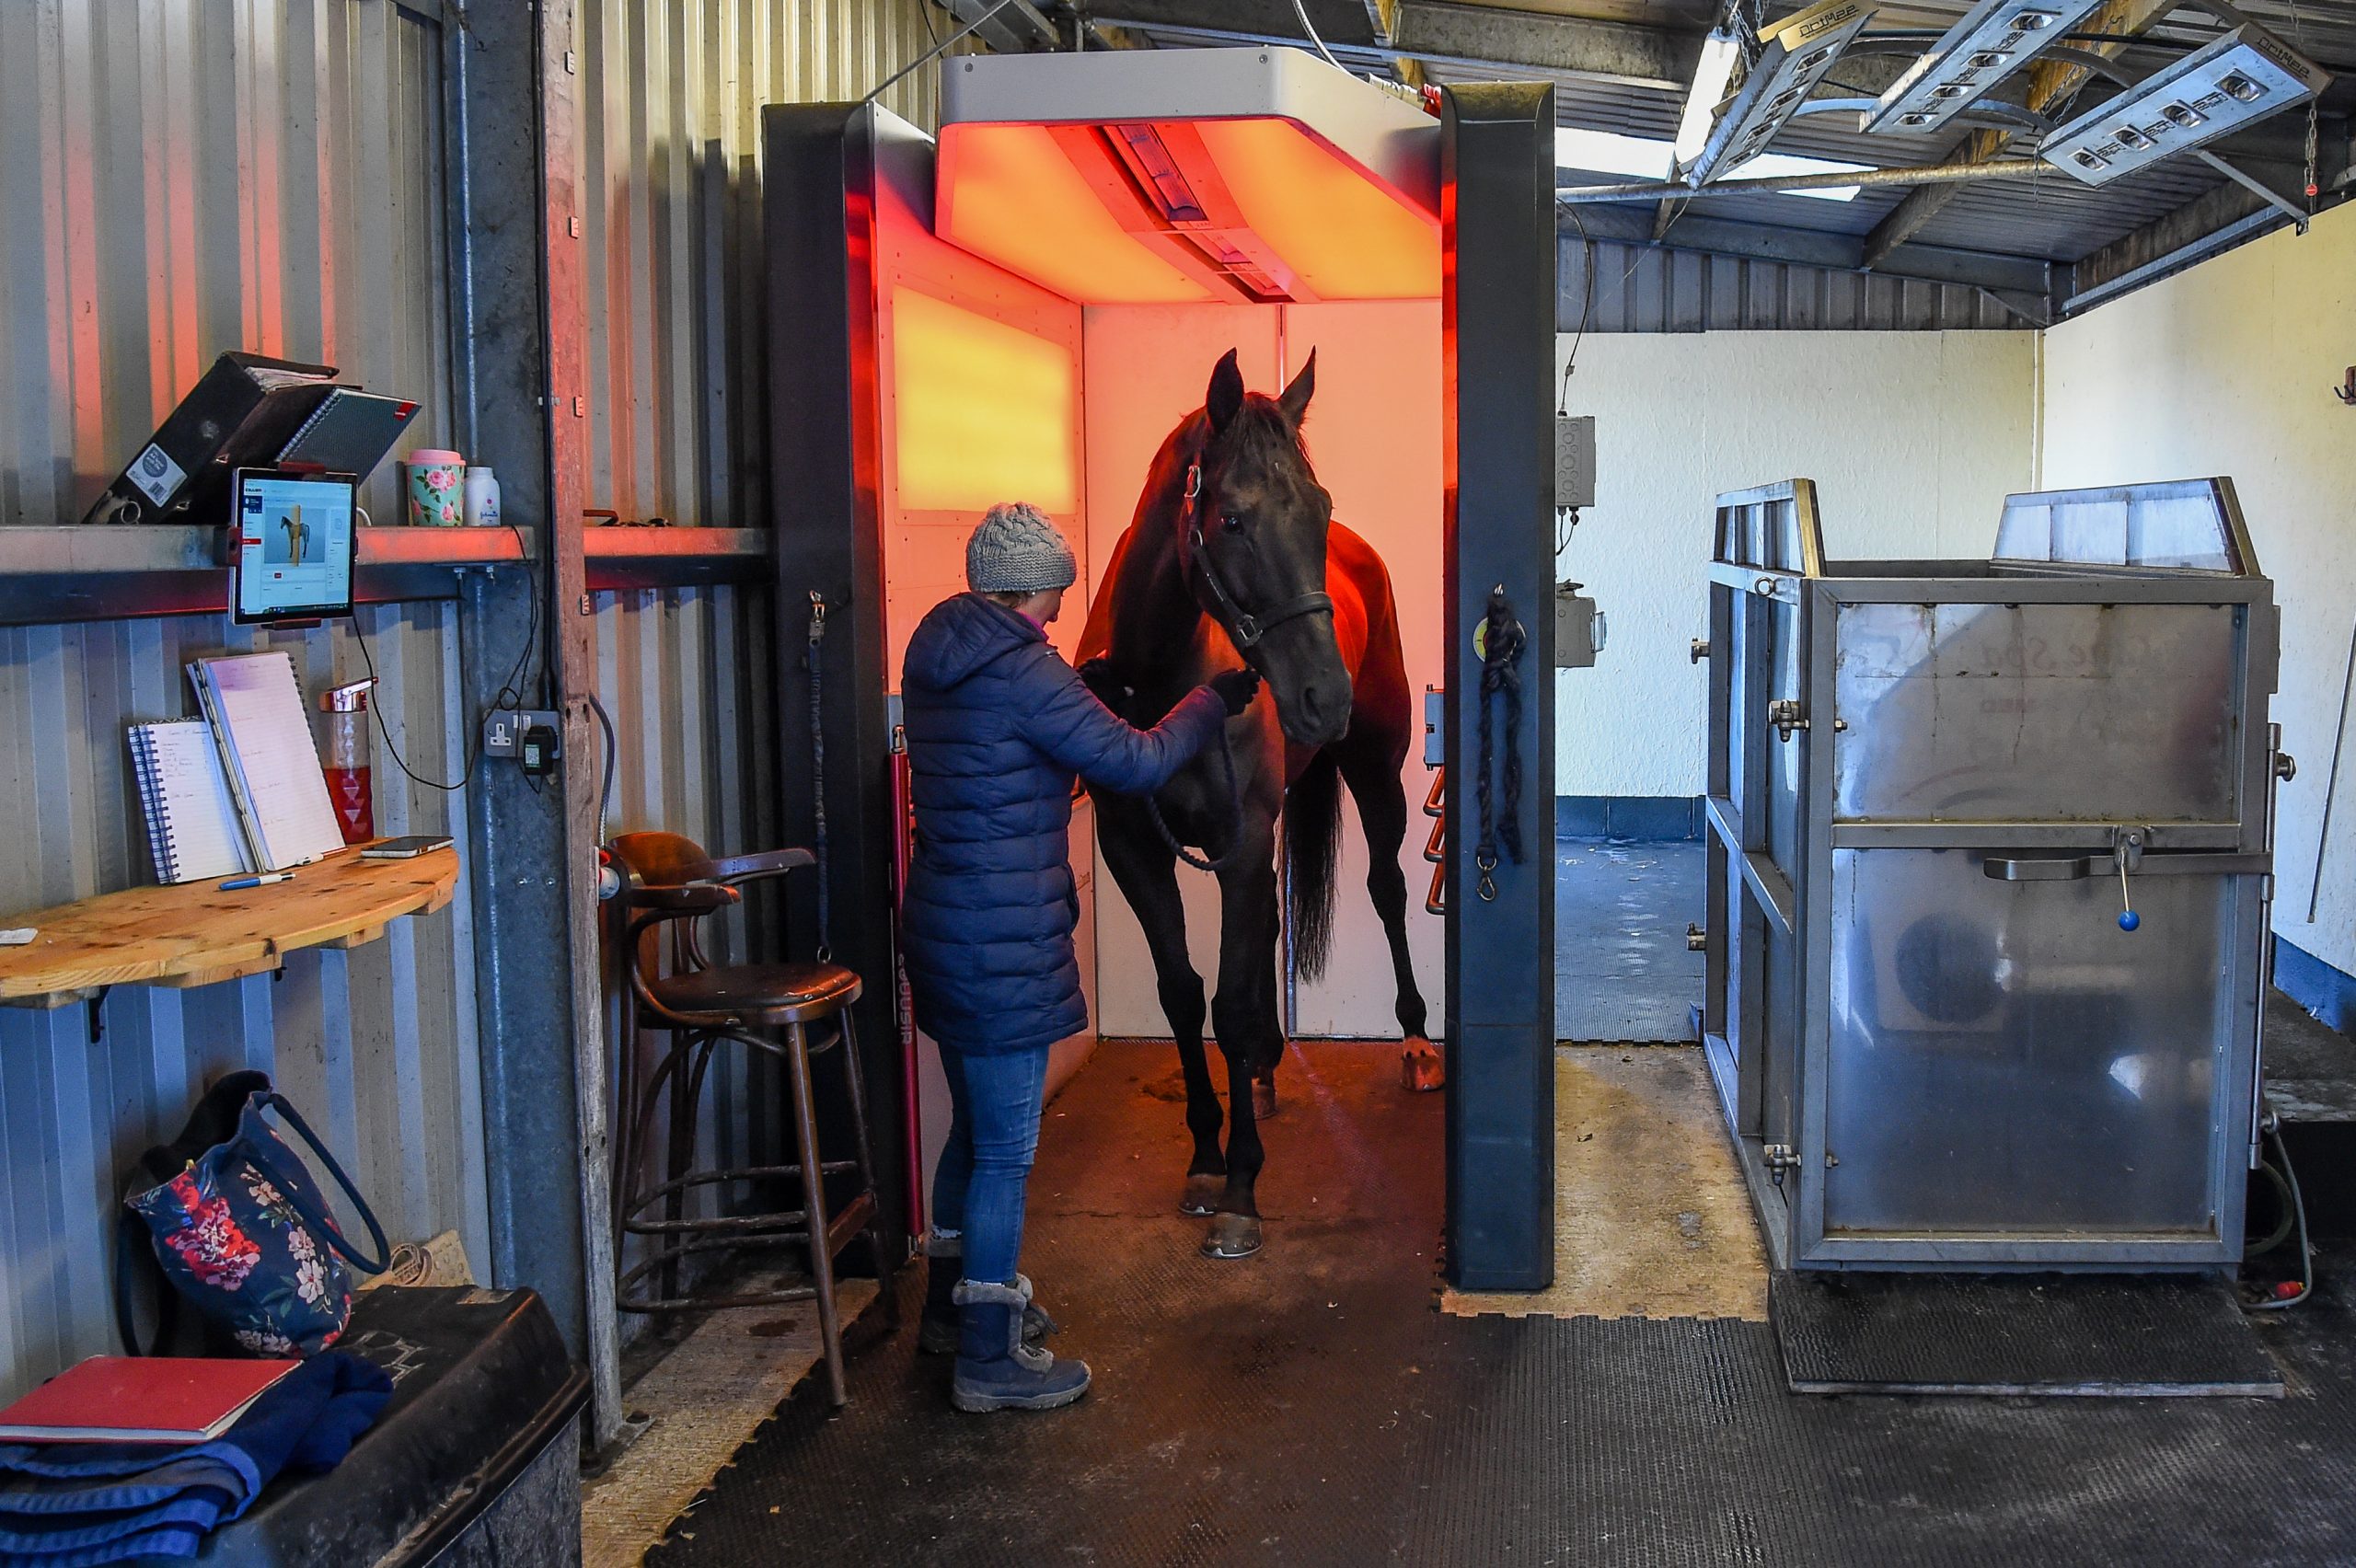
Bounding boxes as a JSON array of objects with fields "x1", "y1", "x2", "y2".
[{"x1": 233, "y1": 469, "x2": 358, "y2": 622}]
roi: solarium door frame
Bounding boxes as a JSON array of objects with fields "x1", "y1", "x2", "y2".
[{"x1": 762, "y1": 78, "x2": 1561, "y2": 1293}]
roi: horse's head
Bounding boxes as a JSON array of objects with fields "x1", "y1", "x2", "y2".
[{"x1": 1185, "y1": 349, "x2": 1352, "y2": 747}]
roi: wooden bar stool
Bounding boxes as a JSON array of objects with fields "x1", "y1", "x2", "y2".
[{"x1": 606, "y1": 830, "x2": 892, "y2": 1407}]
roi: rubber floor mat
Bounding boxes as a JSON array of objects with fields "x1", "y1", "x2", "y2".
[
  {"x1": 649, "y1": 1043, "x2": 2356, "y2": 1566},
  {"x1": 1771, "y1": 1269, "x2": 2283, "y2": 1397}
]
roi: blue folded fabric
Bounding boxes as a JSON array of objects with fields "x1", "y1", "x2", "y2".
[{"x1": 0, "y1": 1352, "x2": 392, "y2": 1567}]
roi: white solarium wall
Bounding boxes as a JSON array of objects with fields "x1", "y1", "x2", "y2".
[
  {"x1": 1553, "y1": 329, "x2": 2039, "y2": 799},
  {"x1": 2038, "y1": 203, "x2": 2356, "y2": 980},
  {"x1": 1083, "y1": 302, "x2": 1447, "y2": 1043}
]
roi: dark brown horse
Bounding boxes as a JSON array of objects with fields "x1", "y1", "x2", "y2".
[{"x1": 1078, "y1": 349, "x2": 1430, "y2": 1260}]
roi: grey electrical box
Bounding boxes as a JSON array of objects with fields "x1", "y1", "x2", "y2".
[
  {"x1": 1555, "y1": 414, "x2": 1596, "y2": 508},
  {"x1": 1555, "y1": 582, "x2": 1604, "y2": 668}
]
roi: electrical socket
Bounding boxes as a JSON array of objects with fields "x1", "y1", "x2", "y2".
[{"x1": 483, "y1": 709, "x2": 560, "y2": 760}]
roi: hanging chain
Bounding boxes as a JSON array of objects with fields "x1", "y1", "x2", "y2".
[{"x1": 807, "y1": 591, "x2": 832, "y2": 963}]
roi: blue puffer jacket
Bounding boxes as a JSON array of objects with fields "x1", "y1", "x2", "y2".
[{"x1": 900, "y1": 593, "x2": 1225, "y2": 1056}]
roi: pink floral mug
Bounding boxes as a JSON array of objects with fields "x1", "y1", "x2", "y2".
[{"x1": 405, "y1": 448, "x2": 467, "y2": 526}]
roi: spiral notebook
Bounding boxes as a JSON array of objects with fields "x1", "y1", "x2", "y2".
[
  {"x1": 186, "y1": 652, "x2": 348, "y2": 871},
  {"x1": 129, "y1": 721, "x2": 255, "y2": 884}
]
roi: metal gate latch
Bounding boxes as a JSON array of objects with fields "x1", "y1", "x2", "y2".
[
  {"x1": 1768, "y1": 699, "x2": 1808, "y2": 740},
  {"x1": 1686, "y1": 923, "x2": 1707, "y2": 951},
  {"x1": 1763, "y1": 1143, "x2": 1798, "y2": 1188}
]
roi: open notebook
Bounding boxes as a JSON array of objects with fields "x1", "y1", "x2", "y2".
[
  {"x1": 186, "y1": 652, "x2": 349, "y2": 871},
  {"x1": 129, "y1": 721, "x2": 256, "y2": 884}
]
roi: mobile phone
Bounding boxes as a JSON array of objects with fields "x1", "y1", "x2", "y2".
[{"x1": 361, "y1": 836, "x2": 455, "y2": 859}]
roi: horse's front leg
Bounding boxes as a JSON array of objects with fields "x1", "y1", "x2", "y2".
[
  {"x1": 1203, "y1": 822, "x2": 1281, "y2": 1260},
  {"x1": 1094, "y1": 801, "x2": 1225, "y2": 1215}
]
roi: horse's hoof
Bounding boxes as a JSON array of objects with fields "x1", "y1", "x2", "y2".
[
  {"x1": 1401, "y1": 1036, "x2": 1445, "y2": 1093},
  {"x1": 1179, "y1": 1173, "x2": 1222, "y2": 1216},
  {"x1": 1200, "y1": 1213, "x2": 1264, "y2": 1260},
  {"x1": 1253, "y1": 1078, "x2": 1278, "y2": 1120}
]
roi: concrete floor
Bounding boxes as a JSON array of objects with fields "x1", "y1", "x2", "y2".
[{"x1": 1554, "y1": 836, "x2": 1703, "y2": 1043}]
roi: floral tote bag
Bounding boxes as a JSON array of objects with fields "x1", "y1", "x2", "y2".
[{"x1": 121, "y1": 1072, "x2": 390, "y2": 1356}]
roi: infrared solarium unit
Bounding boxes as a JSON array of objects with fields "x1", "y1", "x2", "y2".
[{"x1": 759, "y1": 51, "x2": 1562, "y2": 1290}]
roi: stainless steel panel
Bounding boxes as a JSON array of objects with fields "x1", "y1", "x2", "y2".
[
  {"x1": 1821, "y1": 847, "x2": 2231, "y2": 1239},
  {"x1": 1832, "y1": 601, "x2": 2244, "y2": 825},
  {"x1": 1996, "y1": 478, "x2": 2255, "y2": 574}
]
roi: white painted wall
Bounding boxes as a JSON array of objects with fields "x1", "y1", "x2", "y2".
[
  {"x1": 1555, "y1": 330, "x2": 2038, "y2": 798},
  {"x1": 2038, "y1": 204, "x2": 2356, "y2": 978}
]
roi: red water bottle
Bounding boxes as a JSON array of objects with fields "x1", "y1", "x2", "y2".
[{"x1": 320, "y1": 677, "x2": 377, "y2": 845}]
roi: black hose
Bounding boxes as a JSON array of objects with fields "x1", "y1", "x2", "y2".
[{"x1": 2248, "y1": 1121, "x2": 2314, "y2": 1311}]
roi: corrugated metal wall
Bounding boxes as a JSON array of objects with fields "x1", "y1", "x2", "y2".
[
  {"x1": 0, "y1": 0, "x2": 474, "y2": 1405},
  {"x1": 569, "y1": 0, "x2": 942, "y2": 1299},
  {"x1": 1559, "y1": 237, "x2": 2035, "y2": 333},
  {"x1": 0, "y1": 0, "x2": 452, "y2": 527},
  {"x1": 572, "y1": 0, "x2": 943, "y2": 530},
  {"x1": 0, "y1": 0, "x2": 948, "y2": 1400},
  {"x1": 0, "y1": 607, "x2": 489, "y2": 1403}
]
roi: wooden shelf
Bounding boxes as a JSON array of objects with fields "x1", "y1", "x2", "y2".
[
  {"x1": 0, "y1": 525, "x2": 534, "y2": 625},
  {"x1": 0, "y1": 845, "x2": 459, "y2": 1009}
]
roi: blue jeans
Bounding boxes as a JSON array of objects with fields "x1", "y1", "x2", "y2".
[{"x1": 930, "y1": 1045, "x2": 1050, "y2": 1286}]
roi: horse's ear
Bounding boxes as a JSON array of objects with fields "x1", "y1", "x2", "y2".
[
  {"x1": 1207, "y1": 349, "x2": 1244, "y2": 434},
  {"x1": 1279, "y1": 349, "x2": 1315, "y2": 426}
]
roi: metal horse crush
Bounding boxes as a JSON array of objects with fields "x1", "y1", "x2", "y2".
[{"x1": 1703, "y1": 478, "x2": 2283, "y2": 1272}]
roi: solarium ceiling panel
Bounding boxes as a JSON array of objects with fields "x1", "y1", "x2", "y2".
[{"x1": 937, "y1": 47, "x2": 1442, "y2": 306}]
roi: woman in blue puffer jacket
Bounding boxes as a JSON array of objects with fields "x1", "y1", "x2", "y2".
[{"x1": 900, "y1": 502, "x2": 1258, "y2": 1413}]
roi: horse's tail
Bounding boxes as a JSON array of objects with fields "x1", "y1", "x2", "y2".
[{"x1": 1285, "y1": 748, "x2": 1345, "y2": 983}]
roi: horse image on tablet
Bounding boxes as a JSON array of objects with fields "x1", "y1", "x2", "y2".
[{"x1": 1079, "y1": 349, "x2": 1433, "y2": 1262}]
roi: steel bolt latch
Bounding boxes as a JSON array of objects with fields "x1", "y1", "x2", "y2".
[
  {"x1": 1768, "y1": 699, "x2": 1808, "y2": 740},
  {"x1": 1690, "y1": 638, "x2": 1711, "y2": 663},
  {"x1": 1686, "y1": 923, "x2": 1707, "y2": 951}
]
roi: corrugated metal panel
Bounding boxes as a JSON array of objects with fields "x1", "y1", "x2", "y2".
[
  {"x1": 0, "y1": 0, "x2": 932, "y2": 1394},
  {"x1": 0, "y1": 609, "x2": 490, "y2": 1404},
  {"x1": 1559, "y1": 236, "x2": 2027, "y2": 331},
  {"x1": 0, "y1": 0, "x2": 454, "y2": 527},
  {"x1": 591, "y1": 581, "x2": 778, "y2": 1298},
  {"x1": 0, "y1": 0, "x2": 477, "y2": 1406},
  {"x1": 571, "y1": 0, "x2": 949, "y2": 531}
]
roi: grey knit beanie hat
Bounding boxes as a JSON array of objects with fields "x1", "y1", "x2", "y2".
[{"x1": 965, "y1": 502, "x2": 1077, "y2": 595}]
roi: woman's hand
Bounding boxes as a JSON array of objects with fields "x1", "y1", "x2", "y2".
[
  {"x1": 1207, "y1": 667, "x2": 1262, "y2": 717},
  {"x1": 1078, "y1": 657, "x2": 1131, "y2": 717}
]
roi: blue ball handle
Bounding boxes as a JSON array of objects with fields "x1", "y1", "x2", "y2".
[{"x1": 2118, "y1": 909, "x2": 2141, "y2": 932}]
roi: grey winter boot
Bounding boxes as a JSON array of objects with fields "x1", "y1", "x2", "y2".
[
  {"x1": 951, "y1": 1279, "x2": 1091, "y2": 1412},
  {"x1": 918, "y1": 1235, "x2": 1056, "y2": 1355}
]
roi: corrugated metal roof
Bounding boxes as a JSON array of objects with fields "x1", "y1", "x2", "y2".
[{"x1": 1118, "y1": 2, "x2": 2347, "y2": 294}]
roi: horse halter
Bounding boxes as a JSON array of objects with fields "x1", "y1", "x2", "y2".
[{"x1": 1180, "y1": 457, "x2": 1334, "y2": 652}]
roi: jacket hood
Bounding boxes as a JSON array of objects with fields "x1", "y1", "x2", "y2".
[{"x1": 905, "y1": 592, "x2": 1045, "y2": 689}]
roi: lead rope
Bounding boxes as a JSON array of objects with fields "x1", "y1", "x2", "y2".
[
  {"x1": 1146, "y1": 721, "x2": 1246, "y2": 874},
  {"x1": 1473, "y1": 584, "x2": 1526, "y2": 902},
  {"x1": 807, "y1": 592, "x2": 832, "y2": 962}
]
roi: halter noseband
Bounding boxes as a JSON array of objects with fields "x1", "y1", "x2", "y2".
[{"x1": 1180, "y1": 457, "x2": 1334, "y2": 652}]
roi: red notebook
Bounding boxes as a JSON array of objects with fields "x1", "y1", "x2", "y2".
[{"x1": 0, "y1": 1356, "x2": 301, "y2": 1444}]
